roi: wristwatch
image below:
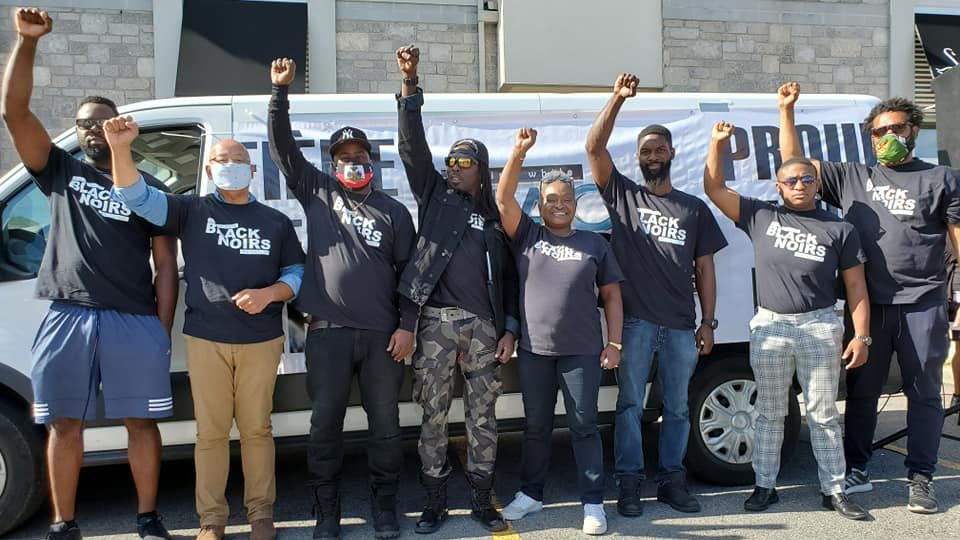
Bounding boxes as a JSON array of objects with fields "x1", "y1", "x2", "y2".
[
  {"x1": 701, "y1": 318, "x2": 719, "y2": 330},
  {"x1": 607, "y1": 341, "x2": 623, "y2": 351},
  {"x1": 854, "y1": 335, "x2": 872, "y2": 347}
]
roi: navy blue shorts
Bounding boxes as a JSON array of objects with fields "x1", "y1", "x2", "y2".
[{"x1": 31, "y1": 301, "x2": 173, "y2": 424}]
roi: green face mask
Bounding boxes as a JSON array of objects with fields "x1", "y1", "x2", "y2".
[{"x1": 874, "y1": 133, "x2": 910, "y2": 165}]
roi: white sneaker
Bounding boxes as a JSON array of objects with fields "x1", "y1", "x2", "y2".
[
  {"x1": 582, "y1": 503, "x2": 607, "y2": 535},
  {"x1": 501, "y1": 491, "x2": 543, "y2": 521}
]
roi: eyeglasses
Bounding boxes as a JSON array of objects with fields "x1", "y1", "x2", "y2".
[
  {"x1": 870, "y1": 122, "x2": 911, "y2": 138},
  {"x1": 778, "y1": 175, "x2": 816, "y2": 188},
  {"x1": 75, "y1": 118, "x2": 107, "y2": 129},
  {"x1": 446, "y1": 156, "x2": 475, "y2": 169}
]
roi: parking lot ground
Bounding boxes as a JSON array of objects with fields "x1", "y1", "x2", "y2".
[{"x1": 7, "y1": 369, "x2": 960, "y2": 540}]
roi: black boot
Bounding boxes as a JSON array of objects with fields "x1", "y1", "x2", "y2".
[
  {"x1": 467, "y1": 473, "x2": 507, "y2": 532},
  {"x1": 371, "y1": 487, "x2": 400, "y2": 539},
  {"x1": 415, "y1": 472, "x2": 449, "y2": 534},
  {"x1": 656, "y1": 472, "x2": 701, "y2": 513},
  {"x1": 311, "y1": 486, "x2": 341, "y2": 539},
  {"x1": 617, "y1": 474, "x2": 643, "y2": 517},
  {"x1": 743, "y1": 486, "x2": 779, "y2": 512}
]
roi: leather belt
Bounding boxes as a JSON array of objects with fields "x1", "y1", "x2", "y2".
[
  {"x1": 308, "y1": 319, "x2": 345, "y2": 331},
  {"x1": 421, "y1": 306, "x2": 478, "y2": 323}
]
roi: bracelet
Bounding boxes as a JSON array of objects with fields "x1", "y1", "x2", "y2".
[
  {"x1": 607, "y1": 341, "x2": 622, "y2": 351},
  {"x1": 402, "y1": 76, "x2": 419, "y2": 86}
]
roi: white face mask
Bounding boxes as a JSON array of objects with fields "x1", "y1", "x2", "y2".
[{"x1": 209, "y1": 162, "x2": 252, "y2": 191}]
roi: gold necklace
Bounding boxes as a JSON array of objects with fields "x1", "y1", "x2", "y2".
[{"x1": 342, "y1": 188, "x2": 373, "y2": 212}]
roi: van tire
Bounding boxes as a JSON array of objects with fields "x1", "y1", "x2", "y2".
[
  {"x1": 685, "y1": 354, "x2": 800, "y2": 486},
  {"x1": 0, "y1": 399, "x2": 46, "y2": 536}
]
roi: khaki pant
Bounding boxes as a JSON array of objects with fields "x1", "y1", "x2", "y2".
[{"x1": 185, "y1": 335, "x2": 284, "y2": 526}]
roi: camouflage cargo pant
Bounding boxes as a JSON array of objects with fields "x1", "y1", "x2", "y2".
[{"x1": 413, "y1": 311, "x2": 502, "y2": 479}]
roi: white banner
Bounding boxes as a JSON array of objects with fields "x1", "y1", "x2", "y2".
[{"x1": 233, "y1": 101, "x2": 875, "y2": 361}]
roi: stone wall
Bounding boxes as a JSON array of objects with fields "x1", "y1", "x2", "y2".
[
  {"x1": 0, "y1": 7, "x2": 154, "y2": 171},
  {"x1": 661, "y1": 0, "x2": 889, "y2": 97}
]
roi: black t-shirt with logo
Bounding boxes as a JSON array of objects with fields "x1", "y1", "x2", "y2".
[
  {"x1": 162, "y1": 194, "x2": 305, "y2": 344},
  {"x1": 512, "y1": 213, "x2": 623, "y2": 356},
  {"x1": 288, "y1": 170, "x2": 417, "y2": 333},
  {"x1": 737, "y1": 197, "x2": 866, "y2": 314},
  {"x1": 820, "y1": 160, "x2": 960, "y2": 305},
  {"x1": 28, "y1": 145, "x2": 170, "y2": 315},
  {"x1": 426, "y1": 212, "x2": 494, "y2": 320},
  {"x1": 602, "y1": 167, "x2": 728, "y2": 329}
]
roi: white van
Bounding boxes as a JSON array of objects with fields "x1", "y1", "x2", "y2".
[{"x1": 0, "y1": 90, "x2": 897, "y2": 533}]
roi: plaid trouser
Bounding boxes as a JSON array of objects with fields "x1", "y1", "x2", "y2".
[{"x1": 749, "y1": 306, "x2": 846, "y2": 495}]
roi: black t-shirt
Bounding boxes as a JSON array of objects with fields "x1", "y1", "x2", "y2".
[
  {"x1": 28, "y1": 145, "x2": 170, "y2": 315},
  {"x1": 737, "y1": 197, "x2": 866, "y2": 314},
  {"x1": 512, "y1": 213, "x2": 623, "y2": 356},
  {"x1": 290, "y1": 172, "x2": 417, "y2": 333},
  {"x1": 820, "y1": 160, "x2": 960, "y2": 305},
  {"x1": 602, "y1": 168, "x2": 728, "y2": 329},
  {"x1": 162, "y1": 194, "x2": 305, "y2": 344},
  {"x1": 426, "y1": 212, "x2": 494, "y2": 320}
]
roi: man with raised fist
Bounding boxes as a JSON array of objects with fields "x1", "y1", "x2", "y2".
[
  {"x1": 1, "y1": 7, "x2": 178, "y2": 540},
  {"x1": 394, "y1": 44, "x2": 518, "y2": 535},
  {"x1": 585, "y1": 72, "x2": 727, "y2": 516},
  {"x1": 268, "y1": 57, "x2": 417, "y2": 539}
]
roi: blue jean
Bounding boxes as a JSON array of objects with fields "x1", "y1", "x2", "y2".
[
  {"x1": 517, "y1": 349, "x2": 604, "y2": 504},
  {"x1": 614, "y1": 317, "x2": 699, "y2": 483}
]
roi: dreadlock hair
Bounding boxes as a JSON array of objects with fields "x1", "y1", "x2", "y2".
[{"x1": 862, "y1": 97, "x2": 924, "y2": 133}]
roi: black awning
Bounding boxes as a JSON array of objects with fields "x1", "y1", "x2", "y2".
[
  {"x1": 175, "y1": 0, "x2": 307, "y2": 96},
  {"x1": 916, "y1": 13, "x2": 960, "y2": 79}
]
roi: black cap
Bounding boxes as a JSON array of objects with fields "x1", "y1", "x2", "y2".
[
  {"x1": 448, "y1": 138, "x2": 489, "y2": 165},
  {"x1": 329, "y1": 126, "x2": 372, "y2": 158}
]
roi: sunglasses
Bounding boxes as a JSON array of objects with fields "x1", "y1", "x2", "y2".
[
  {"x1": 75, "y1": 118, "x2": 107, "y2": 129},
  {"x1": 446, "y1": 155, "x2": 475, "y2": 169},
  {"x1": 778, "y1": 175, "x2": 816, "y2": 188},
  {"x1": 870, "y1": 122, "x2": 910, "y2": 138}
]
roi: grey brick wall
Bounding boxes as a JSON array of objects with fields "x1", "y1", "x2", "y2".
[
  {"x1": 661, "y1": 0, "x2": 889, "y2": 97},
  {"x1": 0, "y1": 7, "x2": 155, "y2": 171},
  {"x1": 335, "y1": 19, "x2": 482, "y2": 94}
]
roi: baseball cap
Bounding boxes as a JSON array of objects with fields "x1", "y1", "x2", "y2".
[{"x1": 329, "y1": 126, "x2": 372, "y2": 158}]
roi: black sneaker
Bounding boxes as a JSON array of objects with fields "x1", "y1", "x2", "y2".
[
  {"x1": 137, "y1": 512, "x2": 171, "y2": 540},
  {"x1": 371, "y1": 491, "x2": 400, "y2": 539},
  {"x1": 907, "y1": 472, "x2": 938, "y2": 514},
  {"x1": 47, "y1": 521, "x2": 82, "y2": 540},
  {"x1": 616, "y1": 475, "x2": 643, "y2": 517},
  {"x1": 744, "y1": 487, "x2": 779, "y2": 512},
  {"x1": 821, "y1": 493, "x2": 869, "y2": 520}
]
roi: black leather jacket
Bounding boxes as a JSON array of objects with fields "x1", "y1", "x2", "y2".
[{"x1": 395, "y1": 90, "x2": 520, "y2": 338}]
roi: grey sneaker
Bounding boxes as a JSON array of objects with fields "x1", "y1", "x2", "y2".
[
  {"x1": 843, "y1": 468, "x2": 873, "y2": 494},
  {"x1": 907, "y1": 473, "x2": 938, "y2": 514}
]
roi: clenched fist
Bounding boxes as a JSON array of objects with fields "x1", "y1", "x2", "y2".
[
  {"x1": 712, "y1": 121, "x2": 735, "y2": 143},
  {"x1": 13, "y1": 7, "x2": 52, "y2": 39},
  {"x1": 102, "y1": 115, "x2": 138, "y2": 148},
  {"x1": 271, "y1": 58, "x2": 296, "y2": 86},
  {"x1": 614, "y1": 73, "x2": 639, "y2": 99},
  {"x1": 778, "y1": 81, "x2": 800, "y2": 109},
  {"x1": 396, "y1": 44, "x2": 420, "y2": 78},
  {"x1": 515, "y1": 127, "x2": 537, "y2": 153}
]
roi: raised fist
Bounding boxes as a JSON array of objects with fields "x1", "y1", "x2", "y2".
[
  {"x1": 102, "y1": 115, "x2": 139, "y2": 148},
  {"x1": 14, "y1": 7, "x2": 52, "y2": 39},
  {"x1": 614, "y1": 73, "x2": 638, "y2": 99},
  {"x1": 271, "y1": 58, "x2": 296, "y2": 86},
  {"x1": 712, "y1": 121, "x2": 735, "y2": 142},
  {"x1": 396, "y1": 45, "x2": 420, "y2": 78},
  {"x1": 515, "y1": 127, "x2": 537, "y2": 153},
  {"x1": 778, "y1": 81, "x2": 800, "y2": 109}
]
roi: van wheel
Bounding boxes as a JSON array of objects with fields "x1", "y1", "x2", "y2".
[
  {"x1": 0, "y1": 399, "x2": 47, "y2": 536},
  {"x1": 685, "y1": 355, "x2": 800, "y2": 486}
]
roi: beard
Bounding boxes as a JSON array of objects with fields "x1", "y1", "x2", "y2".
[
  {"x1": 80, "y1": 140, "x2": 110, "y2": 162},
  {"x1": 640, "y1": 159, "x2": 672, "y2": 186}
]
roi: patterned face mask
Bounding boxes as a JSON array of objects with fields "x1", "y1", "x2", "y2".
[{"x1": 874, "y1": 133, "x2": 910, "y2": 166}]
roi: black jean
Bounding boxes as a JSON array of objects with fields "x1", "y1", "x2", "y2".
[
  {"x1": 517, "y1": 349, "x2": 604, "y2": 504},
  {"x1": 305, "y1": 327, "x2": 405, "y2": 495}
]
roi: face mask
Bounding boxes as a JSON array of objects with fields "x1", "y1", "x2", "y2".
[
  {"x1": 874, "y1": 133, "x2": 910, "y2": 166},
  {"x1": 210, "y1": 162, "x2": 252, "y2": 191},
  {"x1": 335, "y1": 162, "x2": 374, "y2": 189}
]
